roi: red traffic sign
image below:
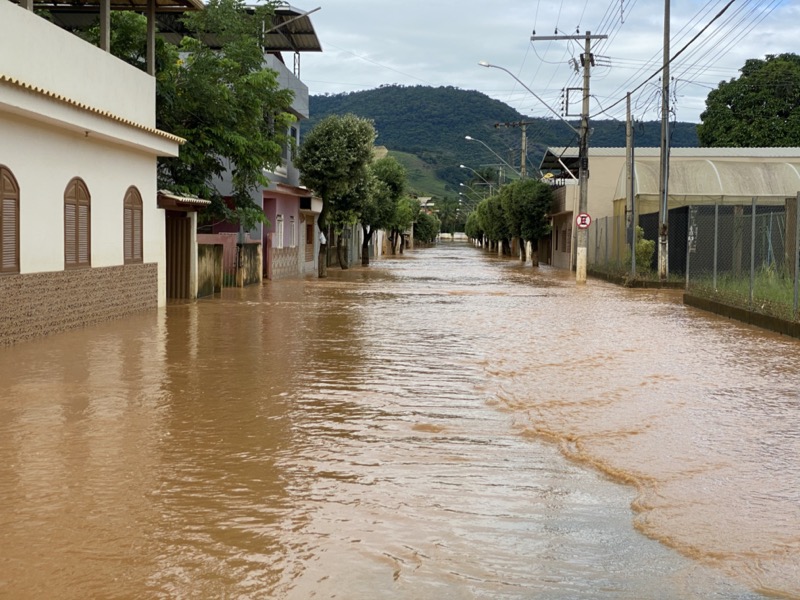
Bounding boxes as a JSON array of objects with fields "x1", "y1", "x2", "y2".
[{"x1": 576, "y1": 212, "x2": 592, "y2": 229}]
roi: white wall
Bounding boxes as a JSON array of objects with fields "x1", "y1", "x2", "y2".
[
  {"x1": 1, "y1": 112, "x2": 164, "y2": 294},
  {"x1": 0, "y1": 1, "x2": 156, "y2": 126}
]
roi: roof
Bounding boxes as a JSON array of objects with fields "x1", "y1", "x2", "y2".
[
  {"x1": 15, "y1": 0, "x2": 203, "y2": 12},
  {"x1": 264, "y1": 5, "x2": 321, "y2": 53},
  {"x1": 157, "y1": 4, "x2": 321, "y2": 52},
  {"x1": 157, "y1": 190, "x2": 211, "y2": 211},
  {"x1": 541, "y1": 146, "x2": 800, "y2": 173},
  {"x1": 614, "y1": 159, "x2": 800, "y2": 206}
]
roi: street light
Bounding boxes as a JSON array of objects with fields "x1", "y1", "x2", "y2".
[
  {"x1": 459, "y1": 182, "x2": 484, "y2": 199},
  {"x1": 464, "y1": 135, "x2": 521, "y2": 179},
  {"x1": 459, "y1": 164, "x2": 494, "y2": 194},
  {"x1": 478, "y1": 61, "x2": 579, "y2": 135}
]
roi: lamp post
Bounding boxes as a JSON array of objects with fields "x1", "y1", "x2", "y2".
[
  {"x1": 459, "y1": 164, "x2": 494, "y2": 195},
  {"x1": 464, "y1": 136, "x2": 521, "y2": 180},
  {"x1": 459, "y1": 182, "x2": 484, "y2": 200}
]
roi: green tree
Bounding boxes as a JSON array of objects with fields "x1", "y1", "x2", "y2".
[
  {"x1": 697, "y1": 53, "x2": 800, "y2": 147},
  {"x1": 359, "y1": 156, "x2": 406, "y2": 265},
  {"x1": 465, "y1": 211, "x2": 484, "y2": 244},
  {"x1": 295, "y1": 113, "x2": 376, "y2": 276},
  {"x1": 414, "y1": 211, "x2": 440, "y2": 244},
  {"x1": 388, "y1": 196, "x2": 419, "y2": 254},
  {"x1": 500, "y1": 179, "x2": 553, "y2": 265},
  {"x1": 482, "y1": 193, "x2": 511, "y2": 254}
]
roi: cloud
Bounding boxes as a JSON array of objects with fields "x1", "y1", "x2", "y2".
[{"x1": 299, "y1": 0, "x2": 795, "y2": 124}]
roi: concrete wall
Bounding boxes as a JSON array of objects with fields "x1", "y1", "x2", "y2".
[{"x1": 197, "y1": 244, "x2": 223, "y2": 298}]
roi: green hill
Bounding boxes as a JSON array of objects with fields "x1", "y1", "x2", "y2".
[{"x1": 306, "y1": 85, "x2": 700, "y2": 198}]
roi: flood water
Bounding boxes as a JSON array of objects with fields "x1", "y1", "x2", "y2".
[{"x1": 1, "y1": 242, "x2": 799, "y2": 599}]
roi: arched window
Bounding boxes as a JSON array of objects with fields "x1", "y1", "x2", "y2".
[
  {"x1": 64, "y1": 178, "x2": 91, "y2": 269},
  {"x1": 123, "y1": 186, "x2": 143, "y2": 264},
  {"x1": 1, "y1": 166, "x2": 20, "y2": 274}
]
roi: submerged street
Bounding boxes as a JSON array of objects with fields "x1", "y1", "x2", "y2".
[{"x1": 0, "y1": 242, "x2": 798, "y2": 599}]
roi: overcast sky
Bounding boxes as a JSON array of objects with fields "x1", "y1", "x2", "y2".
[{"x1": 297, "y1": 0, "x2": 797, "y2": 124}]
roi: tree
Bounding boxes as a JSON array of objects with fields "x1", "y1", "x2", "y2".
[
  {"x1": 697, "y1": 53, "x2": 800, "y2": 147},
  {"x1": 83, "y1": 1, "x2": 295, "y2": 229},
  {"x1": 465, "y1": 211, "x2": 484, "y2": 244},
  {"x1": 388, "y1": 196, "x2": 419, "y2": 254},
  {"x1": 501, "y1": 179, "x2": 553, "y2": 265},
  {"x1": 295, "y1": 113, "x2": 376, "y2": 276},
  {"x1": 359, "y1": 156, "x2": 406, "y2": 266},
  {"x1": 481, "y1": 193, "x2": 511, "y2": 254},
  {"x1": 414, "y1": 211, "x2": 440, "y2": 244}
]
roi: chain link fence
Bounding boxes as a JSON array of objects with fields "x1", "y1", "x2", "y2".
[
  {"x1": 587, "y1": 198, "x2": 800, "y2": 323},
  {"x1": 686, "y1": 201, "x2": 800, "y2": 322}
]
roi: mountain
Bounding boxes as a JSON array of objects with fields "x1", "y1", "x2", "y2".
[{"x1": 306, "y1": 85, "x2": 700, "y2": 197}]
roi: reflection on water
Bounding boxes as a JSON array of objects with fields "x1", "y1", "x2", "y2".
[{"x1": 0, "y1": 243, "x2": 797, "y2": 599}]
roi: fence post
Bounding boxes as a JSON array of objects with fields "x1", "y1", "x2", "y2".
[
  {"x1": 794, "y1": 192, "x2": 800, "y2": 315},
  {"x1": 605, "y1": 217, "x2": 609, "y2": 267},
  {"x1": 713, "y1": 202, "x2": 718, "y2": 291},
  {"x1": 750, "y1": 197, "x2": 756, "y2": 309}
]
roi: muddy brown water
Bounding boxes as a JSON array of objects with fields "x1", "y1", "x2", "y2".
[{"x1": 1, "y1": 242, "x2": 798, "y2": 599}]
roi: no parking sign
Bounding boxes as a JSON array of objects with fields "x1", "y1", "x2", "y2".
[{"x1": 576, "y1": 212, "x2": 592, "y2": 229}]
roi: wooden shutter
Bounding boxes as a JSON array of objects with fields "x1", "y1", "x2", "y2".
[
  {"x1": 78, "y1": 205, "x2": 89, "y2": 265},
  {"x1": 2, "y1": 197, "x2": 17, "y2": 272},
  {"x1": 124, "y1": 206, "x2": 133, "y2": 261},
  {"x1": 124, "y1": 187, "x2": 143, "y2": 264},
  {"x1": 133, "y1": 207, "x2": 142, "y2": 261},
  {"x1": 65, "y1": 178, "x2": 90, "y2": 268},
  {"x1": 65, "y1": 203, "x2": 77, "y2": 266}
]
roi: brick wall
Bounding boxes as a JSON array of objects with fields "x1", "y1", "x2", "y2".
[{"x1": 0, "y1": 264, "x2": 157, "y2": 346}]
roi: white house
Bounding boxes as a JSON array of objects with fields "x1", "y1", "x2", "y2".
[{"x1": 0, "y1": 1, "x2": 183, "y2": 345}]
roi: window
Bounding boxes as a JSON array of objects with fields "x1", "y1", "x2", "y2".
[
  {"x1": 64, "y1": 178, "x2": 91, "y2": 269},
  {"x1": 276, "y1": 214, "x2": 284, "y2": 248},
  {"x1": 1, "y1": 166, "x2": 19, "y2": 274},
  {"x1": 123, "y1": 186, "x2": 143, "y2": 264},
  {"x1": 290, "y1": 215, "x2": 296, "y2": 247},
  {"x1": 306, "y1": 223, "x2": 313, "y2": 245}
]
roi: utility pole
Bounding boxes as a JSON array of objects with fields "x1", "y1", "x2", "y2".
[
  {"x1": 658, "y1": 0, "x2": 671, "y2": 281},
  {"x1": 493, "y1": 120, "x2": 532, "y2": 178},
  {"x1": 626, "y1": 92, "x2": 636, "y2": 277},
  {"x1": 531, "y1": 31, "x2": 607, "y2": 283}
]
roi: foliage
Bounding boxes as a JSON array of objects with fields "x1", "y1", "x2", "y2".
[
  {"x1": 500, "y1": 179, "x2": 552, "y2": 243},
  {"x1": 294, "y1": 113, "x2": 377, "y2": 233},
  {"x1": 697, "y1": 53, "x2": 800, "y2": 147},
  {"x1": 414, "y1": 211, "x2": 440, "y2": 244},
  {"x1": 481, "y1": 194, "x2": 511, "y2": 244},
  {"x1": 359, "y1": 156, "x2": 407, "y2": 263},
  {"x1": 435, "y1": 195, "x2": 464, "y2": 234},
  {"x1": 627, "y1": 226, "x2": 655, "y2": 272},
  {"x1": 83, "y1": 1, "x2": 295, "y2": 226},
  {"x1": 465, "y1": 211, "x2": 484, "y2": 240}
]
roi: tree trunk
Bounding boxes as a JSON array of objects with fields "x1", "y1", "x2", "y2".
[
  {"x1": 389, "y1": 231, "x2": 397, "y2": 255},
  {"x1": 362, "y1": 225, "x2": 372, "y2": 266},
  {"x1": 531, "y1": 243, "x2": 540, "y2": 267},
  {"x1": 318, "y1": 242, "x2": 328, "y2": 278},
  {"x1": 337, "y1": 233, "x2": 348, "y2": 270},
  {"x1": 399, "y1": 233, "x2": 405, "y2": 254},
  {"x1": 520, "y1": 239, "x2": 527, "y2": 262}
]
